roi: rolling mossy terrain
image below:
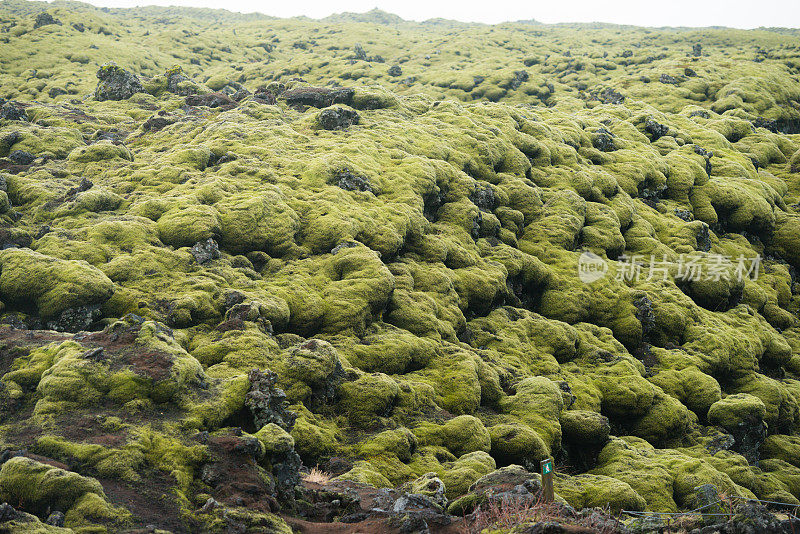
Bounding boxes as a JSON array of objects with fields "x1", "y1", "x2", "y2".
[{"x1": 1, "y1": 1, "x2": 800, "y2": 532}]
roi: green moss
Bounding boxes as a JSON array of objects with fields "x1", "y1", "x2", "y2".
[
  {"x1": 359, "y1": 427, "x2": 417, "y2": 462},
  {"x1": 559, "y1": 410, "x2": 610, "y2": 445},
  {"x1": 414, "y1": 415, "x2": 491, "y2": 458},
  {"x1": 254, "y1": 423, "x2": 295, "y2": 456},
  {"x1": 647, "y1": 366, "x2": 721, "y2": 417},
  {"x1": 2, "y1": 5, "x2": 800, "y2": 522},
  {"x1": 34, "y1": 435, "x2": 144, "y2": 482},
  {"x1": 498, "y1": 377, "x2": 564, "y2": 455},
  {"x1": 762, "y1": 435, "x2": 800, "y2": 468},
  {"x1": 554, "y1": 473, "x2": 646, "y2": 513},
  {"x1": 707, "y1": 393, "x2": 766, "y2": 430},
  {"x1": 67, "y1": 141, "x2": 132, "y2": 163},
  {"x1": 339, "y1": 372, "x2": 399, "y2": 428},
  {"x1": 439, "y1": 451, "x2": 496, "y2": 499},
  {"x1": 290, "y1": 407, "x2": 340, "y2": 464},
  {"x1": 335, "y1": 460, "x2": 393, "y2": 488},
  {"x1": 488, "y1": 422, "x2": 548, "y2": 468},
  {"x1": 0, "y1": 456, "x2": 128, "y2": 529},
  {"x1": 156, "y1": 204, "x2": 221, "y2": 248},
  {"x1": 0, "y1": 248, "x2": 114, "y2": 318}
]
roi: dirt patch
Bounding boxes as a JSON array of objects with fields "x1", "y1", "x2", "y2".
[
  {"x1": 128, "y1": 350, "x2": 173, "y2": 381},
  {"x1": 100, "y1": 472, "x2": 196, "y2": 534}
]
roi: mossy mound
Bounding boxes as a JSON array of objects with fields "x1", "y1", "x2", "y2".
[{"x1": 1, "y1": 2, "x2": 800, "y2": 530}]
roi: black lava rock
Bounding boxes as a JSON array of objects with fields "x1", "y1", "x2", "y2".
[
  {"x1": 8, "y1": 150, "x2": 34, "y2": 165},
  {"x1": 95, "y1": 63, "x2": 144, "y2": 101},
  {"x1": 184, "y1": 92, "x2": 236, "y2": 109},
  {"x1": 190, "y1": 238, "x2": 220, "y2": 265},
  {"x1": 597, "y1": 87, "x2": 625, "y2": 104},
  {"x1": 318, "y1": 107, "x2": 360, "y2": 130},
  {"x1": 353, "y1": 43, "x2": 367, "y2": 61},
  {"x1": 280, "y1": 86, "x2": 354, "y2": 109},
  {"x1": 659, "y1": 73, "x2": 679, "y2": 85},
  {"x1": 645, "y1": 118, "x2": 669, "y2": 141},
  {"x1": 33, "y1": 12, "x2": 61, "y2": 29},
  {"x1": 336, "y1": 170, "x2": 372, "y2": 192},
  {"x1": 593, "y1": 127, "x2": 616, "y2": 152},
  {"x1": 46, "y1": 305, "x2": 102, "y2": 333},
  {"x1": 469, "y1": 185, "x2": 496, "y2": 211},
  {"x1": 245, "y1": 368, "x2": 297, "y2": 431},
  {"x1": 507, "y1": 70, "x2": 529, "y2": 90},
  {"x1": 0, "y1": 102, "x2": 26, "y2": 121}
]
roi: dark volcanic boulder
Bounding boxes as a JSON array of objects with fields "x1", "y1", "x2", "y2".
[
  {"x1": 0, "y1": 102, "x2": 26, "y2": 121},
  {"x1": 184, "y1": 92, "x2": 236, "y2": 109},
  {"x1": 317, "y1": 107, "x2": 360, "y2": 130},
  {"x1": 280, "y1": 86, "x2": 354, "y2": 109},
  {"x1": 645, "y1": 118, "x2": 669, "y2": 141},
  {"x1": 95, "y1": 63, "x2": 144, "y2": 101},
  {"x1": 597, "y1": 88, "x2": 624, "y2": 104},
  {"x1": 245, "y1": 368, "x2": 297, "y2": 431},
  {"x1": 190, "y1": 238, "x2": 220, "y2": 264},
  {"x1": 659, "y1": 73, "x2": 679, "y2": 85},
  {"x1": 7, "y1": 150, "x2": 34, "y2": 166},
  {"x1": 335, "y1": 170, "x2": 372, "y2": 192},
  {"x1": 33, "y1": 12, "x2": 61, "y2": 29}
]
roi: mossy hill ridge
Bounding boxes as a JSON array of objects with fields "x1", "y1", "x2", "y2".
[{"x1": 1, "y1": 1, "x2": 800, "y2": 532}]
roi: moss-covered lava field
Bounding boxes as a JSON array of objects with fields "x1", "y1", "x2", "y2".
[{"x1": 1, "y1": 1, "x2": 800, "y2": 532}]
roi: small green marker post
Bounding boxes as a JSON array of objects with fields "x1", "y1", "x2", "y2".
[{"x1": 541, "y1": 458, "x2": 554, "y2": 502}]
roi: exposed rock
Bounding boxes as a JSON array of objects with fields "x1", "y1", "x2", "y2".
[
  {"x1": 593, "y1": 128, "x2": 616, "y2": 152},
  {"x1": 508, "y1": 70, "x2": 529, "y2": 90},
  {"x1": 184, "y1": 92, "x2": 236, "y2": 109},
  {"x1": 280, "y1": 86, "x2": 354, "y2": 109},
  {"x1": 190, "y1": 237, "x2": 220, "y2": 264},
  {"x1": 597, "y1": 87, "x2": 624, "y2": 104},
  {"x1": 0, "y1": 102, "x2": 26, "y2": 121},
  {"x1": 317, "y1": 107, "x2": 360, "y2": 130},
  {"x1": 659, "y1": 73, "x2": 679, "y2": 85},
  {"x1": 336, "y1": 170, "x2": 372, "y2": 192},
  {"x1": 469, "y1": 185, "x2": 496, "y2": 211},
  {"x1": 45, "y1": 304, "x2": 101, "y2": 332},
  {"x1": 143, "y1": 112, "x2": 175, "y2": 132},
  {"x1": 33, "y1": 12, "x2": 61, "y2": 29},
  {"x1": 0, "y1": 132, "x2": 21, "y2": 156},
  {"x1": 644, "y1": 118, "x2": 669, "y2": 140},
  {"x1": 48, "y1": 87, "x2": 68, "y2": 98},
  {"x1": 45, "y1": 511, "x2": 65, "y2": 527},
  {"x1": 95, "y1": 63, "x2": 144, "y2": 101},
  {"x1": 404, "y1": 472, "x2": 447, "y2": 510},
  {"x1": 353, "y1": 43, "x2": 367, "y2": 61},
  {"x1": 245, "y1": 369, "x2": 297, "y2": 431},
  {"x1": 0, "y1": 502, "x2": 17, "y2": 522},
  {"x1": 752, "y1": 117, "x2": 778, "y2": 132},
  {"x1": 7, "y1": 150, "x2": 34, "y2": 165}
]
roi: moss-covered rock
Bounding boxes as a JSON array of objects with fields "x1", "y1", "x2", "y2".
[
  {"x1": 67, "y1": 140, "x2": 132, "y2": 163},
  {"x1": 0, "y1": 456, "x2": 128, "y2": 530},
  {"x1": 707, "y1": 393, "x2": 767, "y2": 430},
  {"x1": 0, "y1": 248, "x2": 114, "y2": 318},
  {"x1": 414, "y1": 415, "x2": 491, "y2": 458}
]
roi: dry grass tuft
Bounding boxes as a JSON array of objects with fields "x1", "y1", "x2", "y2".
[{"x1": 302, "y1": 467, "x2": 332, "y2": 485}]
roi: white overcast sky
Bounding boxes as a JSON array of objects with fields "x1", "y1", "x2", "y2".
[{"x1": 76, "y1": 0, "x2": 800, "y2": 28}]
